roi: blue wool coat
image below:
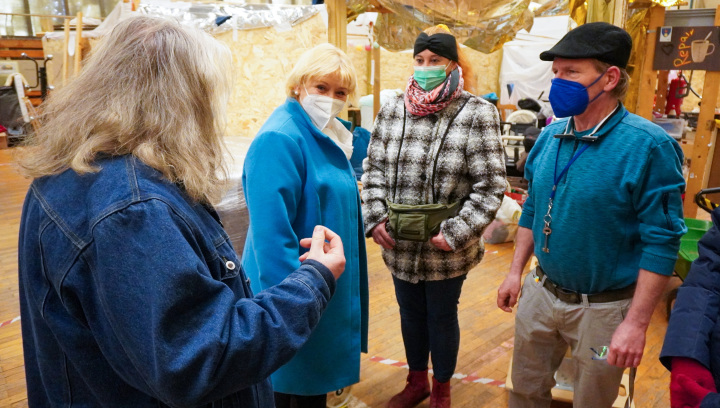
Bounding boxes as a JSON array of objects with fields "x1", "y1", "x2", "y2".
[
  {"x1": 661, "y1": 207, "x2": 720, "y2": 408},
  {"x1": 242, "y1": 98, "x2": 369, "y2": 396}
]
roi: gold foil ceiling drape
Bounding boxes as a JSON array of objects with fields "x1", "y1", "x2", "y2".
[
  {"x1": 349, "y1": 0, "x2": 535, "y2": 53},
  {"x1": 348, "y1": 0, "x2": 681, "y2": 54},
  {"x1": 644, "y1": 0, "x2": 683, "y2": 7},
  {"x1": 624, "y1": 2, "x2": 658, "y2": 113},
  {"x1": 345, "y1": 0, "x2": 583, "y2": 53},
  {"x1": 533, "y1": 0, "x2": 587, "y2": 26}
]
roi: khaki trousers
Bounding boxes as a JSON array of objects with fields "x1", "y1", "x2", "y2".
[{"x1": 508, "y1": 270, "x2": 631, "y2": 408}]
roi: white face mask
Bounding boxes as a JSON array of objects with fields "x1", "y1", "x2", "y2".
[{"x1": 300, "y1": 86, "x2": 346, "y2": 130}]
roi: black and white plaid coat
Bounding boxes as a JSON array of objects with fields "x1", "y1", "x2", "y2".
[{"x1": 361, "y1": 91, "x2": 506, "y2": 282}]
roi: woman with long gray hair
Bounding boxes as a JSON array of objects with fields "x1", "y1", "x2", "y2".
[{"x1": 16, "y1": 16, "x2": 345, "y2": 408}]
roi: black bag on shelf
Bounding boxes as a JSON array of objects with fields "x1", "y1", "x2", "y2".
[{"x1": 0, "y1": 85, "x2": 29, "y2": 146}]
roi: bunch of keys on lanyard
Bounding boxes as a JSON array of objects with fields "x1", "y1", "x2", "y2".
[
  {"x1": 542, "y1": 188, "x2": 555, "y2": 253},
  {"x1": 542, "y1": 142, "x2": 590, "y2": 254},
  {"x1": 541, "y1": 105, "x2": 623, "y2": 254}
]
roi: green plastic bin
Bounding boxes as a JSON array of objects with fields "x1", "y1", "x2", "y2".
[{"x1": 674, "y1": 218, "x2": 714, "y2": 280}]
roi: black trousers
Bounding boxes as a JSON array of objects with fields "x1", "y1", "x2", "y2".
[
  {"x1": 392, "y1": 274, "x2": 466, "y2": 383},
  {"x1": 274, "y1": 392, "x2": 327, "y2": 408}
]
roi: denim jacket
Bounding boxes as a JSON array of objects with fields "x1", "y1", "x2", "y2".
[{"x1": 18, "y1": 155, "x2": 336, "y2": 408}]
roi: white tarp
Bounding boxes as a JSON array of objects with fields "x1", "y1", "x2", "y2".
[{"x1": 499, "y1": 15, "x2": 575, "y2": 107}]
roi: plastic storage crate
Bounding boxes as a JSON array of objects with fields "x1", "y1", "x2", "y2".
[{"x1": 652, "y1": 118, "x2": 685, "y2": 140}]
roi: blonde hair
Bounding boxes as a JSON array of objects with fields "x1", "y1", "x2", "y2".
[
  {"x1": 422, "y1": 25, "x2": 477, "y2": 94},
  {"x1": 16, "y1": 16, "x2": 233, "y2": 204},
  {"x1": 286, "y1": 43, "x2": 357, "y2": 99}
]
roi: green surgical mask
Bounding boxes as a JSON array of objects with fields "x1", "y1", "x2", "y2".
[{"x1": 413, "y1": 65, "x2": 447, "y2": 91}]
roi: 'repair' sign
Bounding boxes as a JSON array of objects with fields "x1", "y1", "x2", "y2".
[{"x1": 653, "y1": 26, "x2": 720, "y2": 71}]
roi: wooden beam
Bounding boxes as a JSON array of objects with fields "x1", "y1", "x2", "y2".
[
  {"x1": 613, "y1": 0, "x2": 629, "y2": 28},
  {"x1": 0, "y1": 39, "x2": 43, "y2": 49},
  {"x1": 0, "y1": 50, "x2": 43, "y2": 59},
  {"x1": 25, "y1": 90, "x2": 42, "y2": 107},
  {"x1": 367, "y1": 0, "x2": 393, "y2": 14},
  {"x1": 636, "y1": 6, "x2": 665, "y2": 119},
  {"x1": 707, "y1": 124, "x2": 720, "y2": 194},
  {"x1": 684, "y1": 5, "x2": 720, "y2": 218},
  {"x1": 73, "y1": 12, "x2": 83, "y2": 77},
  {"x1": 326, "y1": 0, "x2": 348, "y2": 119},
  {"x1": 373, "y1": 45, "x2": 380, "y2": 120},
  {"x1": 0, "y1": 12, "x2": 74, "y2": 19},
  {"x1": 63, "y1": 19, "x2": 70, "y2": 85},
  {"x1": 326, "y1": 0, "x2": 347, "y2": 52},
  {"x1": 685, "y1": 121, "x2": 718, "y2": 217},
  {"x1": 654, "y1": 70, "x2": 669, "y2": 115},
  {"x1": 366, "y1": 48, "x2": 372, "y2": 96}
]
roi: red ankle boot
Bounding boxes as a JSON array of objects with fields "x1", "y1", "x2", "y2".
[
  {"x1": 387, "y1": 370, "x2": 430, "y2": 408},
  {"x1": 429, "y1": 377, "x2": 451, "y2": 408}
]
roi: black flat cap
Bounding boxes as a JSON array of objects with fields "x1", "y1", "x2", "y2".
[{"x1": 539, "y1": 22, "x2": 632, "y2": 68}]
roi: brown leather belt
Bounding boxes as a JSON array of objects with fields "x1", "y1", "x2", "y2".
[{"x1": 536, "y1": 266, "x2": 636, "y2": 304}]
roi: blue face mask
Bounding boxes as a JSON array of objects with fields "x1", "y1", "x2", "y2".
[{"x1": 549, "y1": 71, "x2": 607, "y2": 118}]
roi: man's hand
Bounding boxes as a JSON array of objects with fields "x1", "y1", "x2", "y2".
[
  {"x1": 671, "y1": 357, "x2": 717, "y2": 408},
  {"x1": 497, "y1": 227, "x2": 534, "y2": 313},
  {"x1": 497, "y1": 273, "x2": 522, "y2": 312},
  {"x1": 430, "y1": 231, "x2": 452, "y2": 251},
  {"x1": 607, "y1": 268, "x2": 669, "y2": 368},
  {"x1": 370, "y1": 220, "x2": 395, "y2": 249},
  {"x1": 607, "y1": 320, "x2": 646, "y2": 367},
  {"x1": 299, "y1": 226, "x2": 346, "y2": 280}
]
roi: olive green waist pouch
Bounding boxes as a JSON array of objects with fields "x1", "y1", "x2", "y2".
[{"x1": 386, "y1": 199, "x2": 461, "y2": 242}]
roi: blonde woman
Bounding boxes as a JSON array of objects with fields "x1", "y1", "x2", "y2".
[
  {"x1": 242, "y1": 43, "x2": 368, "y2": 408},
  {"x1": 16, "y1": 17, "x2": 345, "y2": 408},
  {"x1": 362, "y1": 26, "x2": 506, "y2": 408}
]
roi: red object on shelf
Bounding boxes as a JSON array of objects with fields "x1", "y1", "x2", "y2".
[{"x1": 505, "y1": 191, "x2": 526, "y2": 206}]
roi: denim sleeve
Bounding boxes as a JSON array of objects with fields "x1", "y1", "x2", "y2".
[
  {"x1": 633, "y1": 139, "x2": 687, "y2": 275},
  {"x1": 88, "y1": 199, "x2": 334, "y2": 407},
  {"x1": 660, "y1": 214, "x2": 720, "y2": 372}
]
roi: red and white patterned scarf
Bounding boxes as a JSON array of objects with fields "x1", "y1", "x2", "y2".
[{"x1": 404, "y1": 66, "x2": 464, "y2": 117}]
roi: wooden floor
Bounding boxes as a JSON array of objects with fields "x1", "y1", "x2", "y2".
[
  {"x1": 0, "y1": 149, "x2": 29, "y2": 408},
  {"x1": 0, "y1": 148, "x2": 677, "y2": 407}
]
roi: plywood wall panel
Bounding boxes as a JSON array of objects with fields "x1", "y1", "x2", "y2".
[{"x1": 218, "y1": 13, "x2": 327, "y2": 138}]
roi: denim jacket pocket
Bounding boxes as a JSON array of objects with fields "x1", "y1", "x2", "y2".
[
  {"x1": 212, "y1": 238, "x2": 258, "y2": 298},
  {"x1": 213, "y1": 240, "x2": 242, "y2": 282}
]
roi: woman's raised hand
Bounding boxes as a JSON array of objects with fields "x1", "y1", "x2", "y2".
[{"x1": 299, "y1": 226, "x2": 346, "y2": 280}]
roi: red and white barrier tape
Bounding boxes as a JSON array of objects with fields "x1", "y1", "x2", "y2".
[
  {"x1": 368, "y1": 356, "x2": 506, "y2": 388},
  {"x1": 0, "y1": 316, "x2": 21, "y2": 329}
]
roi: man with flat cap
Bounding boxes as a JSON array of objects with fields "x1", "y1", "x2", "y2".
[{"x1": 497, "y1": 22, "x2": 686, "y2": 407}]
